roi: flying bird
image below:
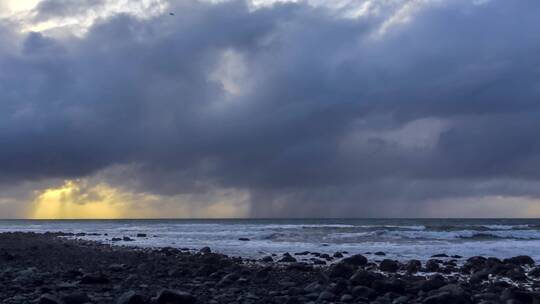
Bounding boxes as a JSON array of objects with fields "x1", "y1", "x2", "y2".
[{"x1": 169, "y1": 12, "x2": 175, "y2": 16}]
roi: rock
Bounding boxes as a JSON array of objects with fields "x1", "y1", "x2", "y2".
[
  {"x1": 261, "y1": 256, "x2": 273, "y2": 262},
  {"x1": 393, "y1": 296, "x2": 409, "y2": 304},
  {"x1": 439, "y1": 284, "x2": 466, "y2": 297},
  {"x1": 374, "y1": 251, "x2": 386, "y2": 256},
  {"x1": 379, "y1": 259, "x2": 399, "y2": 272},
  {"x1": 328, "y1": 262, "x2": 356, "y2": 278},
  {"x1": 425, "y1": 259, "x2": 440, "y2": 272},
  {"x1": 341, "y1": 254, "x2": 368, "y2": 266},
  {"x1": 217, "y1": 273, "x2": 238, "y2": 286},
  {"x1": 117, "y1": 291, "x2": 146, "y2": 304},
  {"x1": 123, "y1": 236, "x2": 134, "y2": 241},
  {"x1": 416, "y1": 275, "x2": 446, "y2": 292},
  {"x1": 80, "y1": 273, "x2": 109, "y2": 284},
  {"x1": 199, "y1": 246, "x2": 211, "y2": 254},
  {"x1": 320, "y1": 253, "x2": 332, "y2": 260},
  {"x1": 350, "y1": 269, "x2": 376, "y2": 286},
  {"x1": 340, "y1": 294, "x2": 354, "y2": 302},
  {"x1": 406, "y1": 260, "x2": 421, "y2": 273},
  {"x1": 136, "y1": 233, "x2": 147, "y2": 237},
  {"x1": 287, "y1": 262, "x2": 313, "y2": 271},
  {"x1": 469, "y1": 269, "x2": 489, "y2": 284},
  {"x1": 1, "y1": 251, "x2": 15, "y2": 261},
  {"x1": 528, "y1": 267, "x2": 540, "y2": 277},
  {"x1": 371, "y1": 278, "x2": 405, "y2": 294},
  {"x1": 62, "y1": 292, "x2": 91, "y2": 304},
  {"x1": 432, "y1": 253, "x2": 449, "y2": 258},
  {"x1": 108, "y1": 263, "x2": 125, "y2": 272},
  {"x1": 238, "y1": 238, "x2": 250, "y2": 241},
  {"x1": 294, "y1": 251, "x2": 310, "y2": 255},
  {"x1": 504, "y1": 255, "x2": 535, "y2": 266},
  {"x1": 451, "y1": 255, "x2": 462, "y2": 259},
  {"x1": 39, "y1": 294, "x2": 61, "y2": 304},
  {"x1": 304, "y1": 282, "x2": 322, "y2": 293},
  {"x1": 279, "y1": 253, "x2": 297, "y2": 263},
  {"x1": 112, "y1": 237, "x2": 122, "y2": 241},
  {"x1": 422, "y1": 291, "x2": 470, "y2": 304},
  {"x1": 463, "y1": 256, "x2": 486, "y2": 272},
  {"x1": 351, "y1": 286, "x2": 376, "y2": 299},
  {"x1": 333, "y1": 252, "x2": 343, "y2": 258},
  {"x1": 156, "y1": 289, "x2": 197, "y2": 304},
  {"x1": 311, "y1": 258, "x2": 326, "y2": 265},
  {"x1": 318, "y1": 291, "x2": 335, "y2": 301}
]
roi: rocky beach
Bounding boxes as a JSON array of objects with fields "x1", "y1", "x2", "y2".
[{"x1": 1, "y1": 232, "x2": 540, "y2": 304}]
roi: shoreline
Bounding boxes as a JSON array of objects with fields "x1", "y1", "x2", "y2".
[{"x1": 1, "y1": 232, "x2": 540, "y2": 304}]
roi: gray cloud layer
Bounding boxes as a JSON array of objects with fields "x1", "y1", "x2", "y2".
[{"x1": 1, "y1": 0, "x2": 540, "y2": 216}]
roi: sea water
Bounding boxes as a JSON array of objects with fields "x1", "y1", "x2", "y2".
[{"x1": 1, "y1": 218, "x2": 540, "y2": 261}]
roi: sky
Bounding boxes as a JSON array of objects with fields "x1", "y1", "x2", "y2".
[{"x1": 0, "y1": 0, "x2": 540, "y2": 219}]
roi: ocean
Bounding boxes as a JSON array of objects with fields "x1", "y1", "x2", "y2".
[{"x1": 1, "y1": 218, "x2": 540, "y2": 262}]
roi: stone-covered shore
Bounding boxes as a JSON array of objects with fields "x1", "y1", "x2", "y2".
[{"x1": 1, "y1": 232, "x2": 540, "y2": 304}]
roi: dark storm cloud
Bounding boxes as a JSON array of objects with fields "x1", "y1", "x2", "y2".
[{"x1": 1, "y1": 0, "x2": 540, "y2": 216}]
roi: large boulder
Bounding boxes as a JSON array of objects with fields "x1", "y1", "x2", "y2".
[
  {"x1": 379, "y1": 259, "x2": 399, "y2": 272},
  {"x1": 341, "y1": 254, "x2": 368, "y2": 266}
]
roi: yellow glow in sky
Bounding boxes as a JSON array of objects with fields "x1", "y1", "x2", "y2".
[
  {"x1": 30, "y1": 180, "x2": 126, "y2": 219},
  {"x1": 29, "y1": 179, "x2": 250, "y2": 219}
]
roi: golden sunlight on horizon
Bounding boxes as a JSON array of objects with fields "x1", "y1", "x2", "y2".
[
  {"x1": 29, "y1": 179, "x2": 250, "y2": 219},
  {"x1": 30, "y1": 180, "x2": 127, "y2": 219}
]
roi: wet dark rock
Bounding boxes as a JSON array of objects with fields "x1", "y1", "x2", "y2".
[
  {"x1": 112, "y1": 237, "x2": 122, "y2": 241},
  {"x1": 1, "y1": 251, "x2": 15, "y2": 261},
  {"x1": 406, "y1": 260, "x2": 422, "y2": 273},
  {"x1": 350, "y1": 269, "x2": 377, "y2": 286},
  {"x1": 469, "y1": 269, "x2": 490, "y2": 284},
  {"x1": 431, "y1": 253, "x2": 449, "y2": 258},
  {"x1": 38, "y1": 294, "x2": 62, "y2": 304},
  {"x1": 504, "y1": 255, "x2": 535, "y2": 266},
  {"x1": 318, "y1": 291, "x2": 335, "y2": 301},
  {"x1": 156, "y1": 289, "x2": 197, "y2": 304},
  {"x1": 294, "y1": 251, "x2": 310, "y2": 255},
  {"x1": 117, "y1": 290, "x2": 146, "y2": 304},
  {"x1": 425, "y1": 259, "x2": 440, "y2": 272},
  {"x1": 463, "y1": 256, "x2": 487, "y2": 273},
  {"x1": 238, "y1": 238, "x2": 250, "y2": 241},
  {"x1": 62, "y1": 292, "x2": 91, "y2": 304},
  {"x1": 80, "y1": 273, "x2": 110, "y2": 284},
  {"x1": 261, "y1": 256, "x2": 273, "y2": 262},
  {"x1": 352, "y1": 286, "x2": 376, "y2": 299},
  {"x1": 451, "y1": 255, "x2": 462, "y2": 259},
  {"x1": 328, "y1": 261, "x2": 356, "y2": 278},
  {"x1": 287, "y1": 262, "x2": 313, "y2": 271},
  {"x1": 136, "y1": 233, "x2": 147, "y2": 237},
  {"x1": 374, "y1": 251, "x2": 386, "y2": 256},
  {"x1": 379, "y1": 259, "x2": 399, "y2": 272},
  {"x1": 217, "y1": 273, "x2": 238, "y2": 286},
  {"x1": 279, "y1": 253, "x2": 297, "y2": 263},
  {"x1": 371, "y1": 278, "x2": 405, "y2": 294},
  {"x1": 416, "y1": 275, "x2": 446, "y2": 292},
  {"x1": 528, "y1": 267, "x2": 540, "y2": 277},
  {"x1": 123, "y1": 236, "x2": 134, "y2": 241},
  {"x1": 341, "y1": 254, "x2": 368, "y2": 266},
  {"x1": 199, "y1": 246, "x2": 211, "y2": 254},
  {"x1": 333, "y1": 252, "x2": 343, "y2": 258}
]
